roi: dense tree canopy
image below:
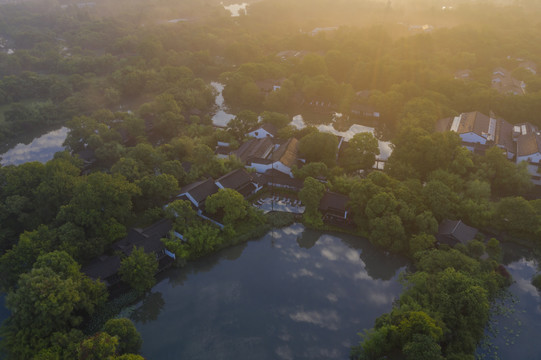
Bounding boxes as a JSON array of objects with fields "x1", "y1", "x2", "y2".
[{"x1": 1, "y1": 251, "x2": 107, "y2": 359}]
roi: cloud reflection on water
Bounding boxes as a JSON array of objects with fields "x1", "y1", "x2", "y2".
[
  {"x1": 289, "y1": 309, "x2": 341, "y2": 331},
  {"x1": 0, "y1": 127, "x2": 68, "y2": 165}
]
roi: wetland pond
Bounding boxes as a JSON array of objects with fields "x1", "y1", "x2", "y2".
[{"x1": 129, "y1": 224, "x2": 409, "y2": 359}]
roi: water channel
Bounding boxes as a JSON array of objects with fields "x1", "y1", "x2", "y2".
[
  {"x1": 223, "y1": 3, "x2": 249, "y2": 17},
  {"x1": 129, "y1": 224, "x2": 409, "y2": 359}
]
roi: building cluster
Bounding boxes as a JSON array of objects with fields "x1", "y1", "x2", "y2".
[
  {"x1": 491, "y1": 67, "x2": 526, "y2": 95},
  {"x1": 454, "y1": 65, "x2": 534, "y2": 96},
  {"x1": 436, "y1": 111, "x2": 541, "y2": 184}
]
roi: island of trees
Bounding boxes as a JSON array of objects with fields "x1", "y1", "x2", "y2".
[{"x1": 1, "y1": 0, "x2": 541, "y2": 359}]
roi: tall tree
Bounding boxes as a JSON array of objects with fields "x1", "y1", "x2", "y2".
[
  {"x1": 1, "y1": 251, "x2": 107, "y2": 359},
  {"x1": 227, "y1": 110, "x2": 259, "y2": 141},
  {"x1": 119, "y1": 246, "x2": 158, "y2": 294},
  {"x1": 299, "y1": 177, "x2": 325, "y2": 227},
  {"x1": 339, "y1": 132, "x2": 380, "y2": 173},
  {"x1": 298, "y1": 131, "x2": 339, "y2": 166}
]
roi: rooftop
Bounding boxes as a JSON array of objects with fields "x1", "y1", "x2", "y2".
[
  {"x1": 517, "y1": 132, "x2": 541, "y2": 157},
  {"x1": 113, "y1": 218, "x2": 173, "y2": 256},
  {"x1": 234, "y1": 137, "x2": 274, "y2": 163},
  {"x1": 437, "y1": 219, "x2": 478, "y2": 245},
  {"x1": 319, "y1": 192, "x2": 349, "y2": 212},
  {"x1": 82, "y1": 255, "x2": 121, "y2": 285},
  {"x1": 271, "y1": 138, "x2": 299, "y2": 168},
  {"x1": 178, "y1": 178, "x2": 219, "y2": 204},
  {"x1": 216, "y1": 168, "x2": 254, "y2": 191}
]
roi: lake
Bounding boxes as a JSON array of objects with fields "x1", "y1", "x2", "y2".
[
  {"x1": 0, "y1": 127, "x2": 68, "y2": 166},
  {"x1": 0, "y1": 230, "x2": 540, "y2": 359},
  {"x1": 477, "y1": 243, "x2": 541, "y2": 360},
  {"x1": 129, "y1": 224, "x2": 409, "y2": 359}
]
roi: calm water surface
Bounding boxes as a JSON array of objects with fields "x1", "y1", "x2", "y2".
[
  {"x1": 130, "y1": 224, "x2": 409, "y2": 359},
  {"x1": 477, "y1": 243, "x2": 541, "y2": 360},
  {"x1": 0, "y1": 127, "x2": 68, "y2": 165},
  {"x1": 211, "y1": 82, "x2": 235, "y2": 128},
  {"x1": 223, "y1": 3, "x2": 249, "y2": 17}
]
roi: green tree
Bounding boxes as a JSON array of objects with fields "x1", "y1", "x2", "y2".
[
  {"x1": 77, "y1": 332, "x2": 118, "y2": 360},
  {"x1": 183, "y1": 223, "x2": 222, "y2": 258},
  {"x1": 493, "y1": 197, "x2": 540, "y2": 237},
  {"x1": 409, "y1": 233, "x2": 436, "y2": 256},
  {"x1": 365, "y1": 192, "x2": 399, "y2": 219},
  {"x1": 0, "y1": 226, "x2": 56, "y2": 291},
  {"x1": 56, "y1": 172, "x2": 140, "y2": 260},
  {"x1": 205, "y1": 188, "x2": 250, "y2": 226},
  {"x1": 476, "y1": 147, "x2": 532, "y2": 196},
  {"x1": 298, "y1": 131, "x2": 338, "y2": 166},
  {"x1": 369, "y1": 215, "x2": 407, "y2": 252},
  {"x1": 119, "y1": 246, "x2": 158, "y2": 294},
  {"x1": 299, "y1": 177, "x2": 325, "y2": 227},
  {"x1": 1, "y1": 251, "x2": 107, "y2": 359},
  {"x1": 292, "y1": 162, "x2": 328, "y2": 181},
  {"x1": 339, "y1": 132, "x2": 380, "y2": 173},
  {"x1": 259, "y1": 111, "x2": 290, "y2": 129},
  {"x1": 532, "y1": 274, "x2": 541, "y2": 291},
  {"x1": 227, "y1": 110, "x2": 259, "y2": 141},
  {"x1": 399, "y1": 97, "x2": 443, "y2": 131},
  {"x1": 421, "y1": 180, "x2": 458, "y2": 221},
  {"x1": 402, "y1": 334, "x2": 444, "y2": 360},
  {"x1": 135, "y1": 174, "x2": 179, "y2": 210},
  {"x1": 103, "y1": 318, "x2": 142, "y2": 355},
  {"x1": 165, "y1": 199, "x2": 198, "y2": 233},
  {"x1": 486, "y1": 238, "x2": 501, "y2": 260}
]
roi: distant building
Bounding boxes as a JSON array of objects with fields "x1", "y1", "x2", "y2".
[
  {"x1": 518, "y1": 60, "x2": 537, "y2": 75},
  {"x1": 492, "y1": 67, "x2": 525, "y2": 95},
  {"x1": 255, "y1": 79, "x2": 284, "y2": 94},
  {"x1": 309, "y1": 27, "x2": 338, "y2": 36},
  {"x1": 454, "y1": 69, "x2": 471, "y2": 80},
  {"x1": 437, "y1": 112, "x2": 541, "y2": 185},
  {"x1": 350, "y1": 103, "x2": 380, "y2": 119},
  {"x1": 435, "y1": 111, "x2": 515, "y2": 159},
  {"x1": 408, "y1": 24, "x2": 434, "y2": 32},
  {"x1": 276, "y1": 50, "x2": 310, "y2": 61}
]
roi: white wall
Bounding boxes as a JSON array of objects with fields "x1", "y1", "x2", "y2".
[
  {"x1": 247, "y1": 128, "x2": 273, "y2": 139},
  {"x1": 460, "y1": 132, "x2": 487, "y2": 144},
  {"x1": 517, "y1": 153, "x2": 541, "y2": 164},
  {"x1": 249, "y1": 162, "x2": 273, "y2": 173},
  {"x1": 248, "y1": 161, "x2": 292, "y2": 177}
]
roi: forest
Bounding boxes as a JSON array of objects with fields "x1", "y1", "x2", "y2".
[{"x1": 1, "y1": 0, "x2": 541, "y2": 359}]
